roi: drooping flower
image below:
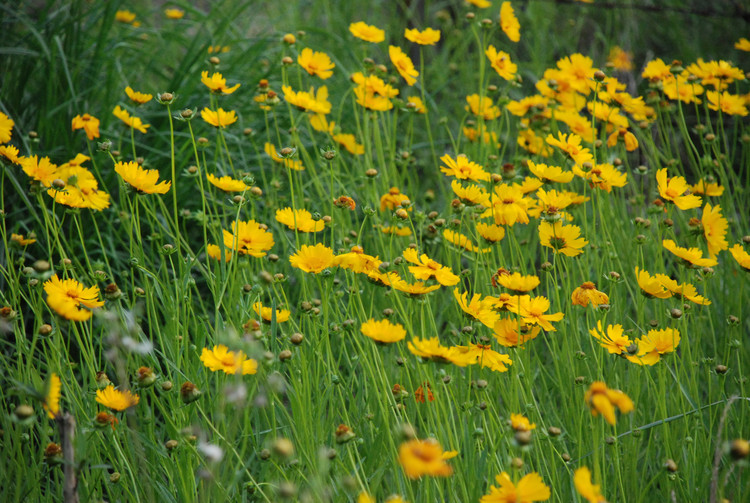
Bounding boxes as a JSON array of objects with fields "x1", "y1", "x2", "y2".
[
  {"x1": 499, "y1": 2, "x2": 520, "y2": 42},
  {"x1": 627, "y1": 328, "x2": 681, "y2": 366},
  {"x1": 201, "y1": 108, "x2": 238, "y2": 128},
  {"x1": 289, "y1": 243, "x2": 335, "y2": 273},
  {"x1": 662, "y1": 239, "x2": 718, "y2": 267},
  {"x1": 334, "y1": 246, "x2": 381, "y2": 273},
  {"x1": 493, "y1": 269, "x2": 540, "y2": 293},
  {"x1": 480, "y1": 471, "x2": 551, "y2": 502},
  {"x1": 402, "y1": 248, "x2": 459, "y2": 286},
  {"x1": 10, "y1": 233, "x2": 36, "y2": 246},
  {"x1": 528, "y1": 161, "x2": 574, "y2": 184},
  {"x1": 0, "y1": 144, "x2": 19, "y2": 163},
  {"x1": 690, "y1": 179, "x2": 724, "y2": 197},
  {"x1": 252, "y1": 302, "x2": 291, "y2": 323},
  {"x1": 222, "y1": 220, "x2": 274, "y2": 257},
  {"x1": 485, "y1": 45, "x2": 517, "y2": 81},
  {"x1": 572, "y1": 282, "x2": 609, "y2": 307},
  {"x1": 380, "y1": 187, "x2": 411, "y2": 211},
  {"x1": 404, "y1": 27, "x2": 441, "y2": 45},
  {"x1": 125, "y1": 86, "x2": 152, "y2": 104},
  {"x1": 297, "y1": 48, "x2": 335, "y2": 79},
  {"x1": 656, "y1": 168, "x2": 702, "y2": 210},
  {"x1": 389, "y1": 46, "x2": 418, "y2": 86},
  {"x1": 391, "y1": 279, "x2": 442, "y2": 296},
  {"x1": 539, "y1": 221, "x2": 588, "y2": 256},
  {"x1": 96, "y1": 385, "x2": 139, "y2": 411},
  {"x1": 44, "y1": 274, "x2": 104, "y2": 321},
  {"x1": 112, "y1": 106, "x2": 150, "y2": 133},
  {"x1": 71, "y1": 113, "x2": 100, "y2": 140},
  {"x1": 655, "y1": 274, "x2": 711, "y2": 305},
  {"x1": 729, "y1": 244, "x2": 750, "y2": 271},
  {"x1": 736, "y1": 37, "x2": 750, "y2": 51},
  {"x1": 275, "y1": 207, "x2": 325, "y2": 232},
  {"x1": 584, "y1": 381, "x2": 634, "y2": 425},
  {"x1": 453, "y1": 288, "x2": 500, "y2": 328},
  {"x1": 200, "y1": 71, "x2": 240, "y2": 94},
  {"x1": 407, "y1": 337, "x2": 455, "y2": 362},
  {"x1": 115, "y1": 161, "x2": 171, "y2": 194},
  {"x1": 206, "y1": 173, "x2": 250, "y2": 192},
  {"x1": 443, "y1": 229, "x2": 491, "y2": 253},
  {"x1": 43, "y1": 373, "x2": 61, "y2": 419},
  {"x1": 398, "y1": 438, "x2": 456, "y2": 479},
  {"x1": 589, "y1": 321, "x2": 632, "y2": 355},
  {"x1": 574, "y1": 467, "x2": 607, "y2": 503},
  {"x1": 361, "y1": 319, "x2": 406, "y2": 343},
  {"x1": 200, "y1": 345, "x2": 257, "y2": 375},
  {"x1": 452, "y1": 343, "x2": 513, "y2": 372},
  {"x1": 701, "y1": 204, "x2": 729, "y2": 258},
  {"x1": 48, "y1": 164, "x2": 110, "y2": 210},
  {"x1": 635, "y1": 267, "x2": 673, "y2": 299},
  {"x1": 349, "y1": 22, "x2": 385, "y2": 43}
]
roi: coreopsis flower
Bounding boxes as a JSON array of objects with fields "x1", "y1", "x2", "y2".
[
  {"x1": 453, "y1": 288, "x2": 500, "y2": 328},
  {"x1": 398, "y1": 438, "x2": 456, "y2": 479},
  {"x1": 0, "y1": 111, "x2": 14, "y2": 144},
  {"x1": 112, "y1": 106, "x2": 149, "y2": 133},
  {"x1": 443, "y1": 229, "x2": 491, "y2": 253},
  {"x1": 606, "y1": 127, "x2": 638, "y2": 151},
  {"x1": 389, "y1": 46, "x2": 418, "y2": 85},
  {"x1": 686, "y1": 59, "x2": 745, "y2": 90},
  {"x1": 408, "y1": 337, "x2": 455, "y2": 362},
  {"x1": 656, "y1": 168, "x2": 702, "y2": 209},
  {"x1": 48, "y1": 164, "x2": 110, "y2": 210},
  {"x1": 71, "y1": 113, "x2": 100, "y2": 140},
  {"x1": 480, "y1": 471, "x2": 551, "y2": 503},
  {"x1": 494, "y1": 269, "x2": 540, "y2": 293},
  {"x1": 518, "y1": 129, "x2": 552, "y2": 157},
  {"x1": 512, "y1": 295, "x2": 564, "y2": 331},
  {"x1": 499, "y1": 2, "x2": 520, "y2": 42},
  {"x1": 252, "y1": 302, "x2": 291, "y2": 323},
  {"x1": 462, "y1": 126, "x2": 499, "y2": 146},
  {"x1": 275, "y1": 207, "x2": 325, "y2": 232},
  {"x1": 509, "y1": 413, "x2": 536, "y2": 432},
  {"x1": 206, "y1": 244, "x2": 232, "y2": 262},
  {"x1": 701, "y1": 204, "x2": 729, "y2": 258},
  {"x1": 545, "y1": 132, "x2": 594, "y2": 166},
  {"x1": 10, "y1": 233, "x2": 36, "y2": 246},
  {"x1": 405, "y1": 95, "x2": 426, "y2": 113},
  {"x1": 466, "y1": 0, "x2": 491, "y2": 7},
  {"x1": 43, "y1": 373, "x2": 61, "y2": 419},
  {"x1": 223, "y1": 220, "x2": 274, "y2": 257},
  {"x1": 492, "y1": 318, "x2": 540, "y2": 347},
  {"x1": 662, "y1": 239, "x2": 718, "y2": 267},
  {"x1": 635, "y1": 267, "x2": 674, "y2": 299},
  {"x1": 0, "y1": 144, "x2": 19, "y2": 163},
  {"x1": 506, "y1": 95, "x2": 549, "y2": 117},
  {"x1": 690, "y1": 180, "x2": 724, "y2": 197},
  {"x1": 539, "y1": 221, "x2": 588, "y2": 256},
  {"x1": 289, "y1": 243, "x2": 335, "y2": 273},
  {"x1": 392, "y1": 279, "x2": 441, "y2": 296},
  {"x1": 265, "y1": 143, "x2": 304, "y2": 171},
  {"x1": 736, "y1": 37, "x2": 750, "y2": 51},
  {"x1": 200, "y1": 107, "x2": 238, "y2": 128},
  {"x1": 206, "y1": 173, "x2": 250, "y2": 192},
  {"x1": 532, "y1": 188, "x2": 575, "y2": 218},
  {"x1": 115, "y1": 161, "x2": 171, "y2": 194},
  {"x1": 115, "y1": 10, "x2": 136, "y2": 23},
  {"x1": 439, "y1": 154, "x2": 491, "y2": 182},
  {"x1": 706, "y1": 91, "x2": 749, "y2": 116},
  {"x1": 572, "y1": 282, "x2": 609, "y2": 307},
  {"x1": 334, "y1": 246, "x2": 381, "y2": 273},
  {"x1": 654, "y1": 274, "x2": 711, "y2": 305},
  {"x1": 44, "y1": 274, "x2": 104, "y2": 321},
  {"x1": 642, "y1": 58, "x2": 672, "y2": 82},
  {"x1": 164, "y1": 8, "x2": 184, "y2": 19},
  {"x1": 200, "y1": 71, "x2": 240, "y2": 94},
  {"x1": 730, "y1": 244, "x2": 750, "y2": 271},
  {"x1": 607, "y1": 46, "x2": 633, "y2": 71},
  {"x1": 358, "y1": 492, "x2": 375, "y2": 503},
  {"x1": 283, "y1": 85, "x2": 332, "y2": 114},
  {"x1": 380, "y1": 225, "x2": 412, "y2": 236},
  {"x1": 574, "y1": 467, "x2": 607, "y2": 503},
  {"x1": 452, "y1": 180, "x2": 491, "y2": 206},
  {"x1": 333, "y1": 133, "x2": 365, "y2": 155},
  {"x1": 404, "y1": 27, "x2": 440, "y2": 45},
  {"x1": 452, "y1": 343, "x2": 512, "y2": 372},
  {"x1": 20, "y1": 155, "x2": 58, "y2": 186},
  {"x1": 361, "y1": 319, "x2": 406, "y2": 343},
  {"x1": 200, "y1": 345, "x2": 258, "y2": 375},
  {"x1": 662, "y1": 75, "x2": 704, "y2": 104},
  {"x1": 528, "y1": 161, "x2": 574, "y2": 184},
  {"x1": 352, "y1": 73, "x2": 398, "y2": 111},
  {"x1": 482, "y1": 184, "x2": 531, "y2": 226},
  {"x1": 414, "y1": 382, "x2": 435, "y2": 403},
  {"x1": 627, "y1": 328, "x2": 680, "y2": 366},
  {"x1": 485, "y1": 45, "x2": 517, "y2": 81},
  {"x1": 589, "y1": 321, "x2": 632, "y2": 355},
  {"x1": 367, "y1": 270, "x2": 403, "y2": 287},
  {"x1": 380, "y1": 187, "x2": 411, "y2": 211},
  {"x1": 125, "y1": 86, "x2": 152, "y2": 104},
  {"x1": 208, "y1": 45, "x2": 230, "y2": 54},
  {"x1": 466, "y1": 94, "x2": 501, "y2": 120},
  {"x1": 477, "y1": 222, "x2": 506, "y2": 243},
  {"x1": 402, "y1": 249, "x2": 459, "y2": 286},
  {"x1": 297, "y1": 48, "x2": 335, "y2": 79},
  {"x1": 96, "y1": 385, "x2": 139, "y2": 411},
  {"x1": 554, "y1": 109, "x2": 595, "y2": 142},
  {"x1": 584, "y1": 381, "x2": 634, "y2": 426},
  {"x1": 349, "y1": 21, "x2": 385, "y2": 42},
  {"x1": 556, "y1": 53, "x2": 596, "y2": 94}
]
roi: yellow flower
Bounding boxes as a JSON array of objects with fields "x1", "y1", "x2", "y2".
[
  {"x1": 334, "y1": 246, "x2": 382, "y2": 273},
  {"x1": 466, "y1": 94, "x2": 501, "y2": 120},
  {"x1": 207, "y1": 45, "x2": 230, "y2": 54},
  {"x1": 662, "y1": 75, "x2": 704, "y2": 104},
  {"x1": 112, "y1": 106, "x2": 149, "y2": 133},
  {"x1": 518, "y1": 129, "x2": 552, "y2": 156},
  {"x1": 607, "y1": 46, "x2": 633, "y2": 71},
  {"x1": 164, "y1": 8, "x2": 184, "y2": 19},
  {"x1": 452, "y1": 343, "x2": 512, "y2": 372},
  {"x1": 95, "y1": 385, "x2": 139, "y2": 411},
  {"x1": 493, "y1": 269, "x2": 540, "y2": 293},
  {"x1": 690, "y1": 179, "x2": 724, "y2": 197},
  {"x1": 589, "y1": 321, "x2": 632, "y2": 355},
  {"x1": 706, "y1": 91, "x2": 748, "y2": 116},
  {"x1": 509, "y1": 413, "x2": 536, "y2": 432},
  {"x1": 297, "y1": 48, "x2": 335, "y2": 79},
  {"x1": 635, "y1": 267, "x2": 672, "y2": 299},
  {"x1": 476, "y1": 222, "x2": 505, "y2": 243},
  {"x1": 380, "y1": 187, "x2": 411, "y2": 211},
  {"x1": 380, "y1": 225, "x2": 412, "y2": 236},
  {"x1": 462, "y1": 126, "x2": 499, "y2": 146},
  {"x1": 10, "y1": 233, "x2": 36, "y2": 246},
  {"x1": 20, "y1": 155, "x2": 58, "y2": 186},
  {"x1": 252, "y1": 302, "x2": 291, "y2": 323},
  {"x1": 289, "y1": 243, "x2": 335, "y2": 273},
  {"x1": 206, "y1": 244, "x2": 232, "y2": 262},
  {"x1": 115, "y1": 10, "x2": 136, "y2": 23},
  {"x1": 528, "y1": 161, "x2": 574, "y2": 184},
  {"x1": 283, "y1": 85, "x2": 332, "y2": 114},
  {"x1": 349, "y1": 21, "x2": 385, "y2": 43},
  {"x1": 71, "y1": 113, "x2": 100, "y2": 140},
  {"x1": 125, "y1": 86, "x2": 152, "y2": 104},
  {"x1": 44, "y1": 373, "x2": 61, "y2": 419},
  {"x1": 701, "y1": 204, "x2": 728, "y2": 258},
  {"x1": 627, "y1": 328, "x2": 681, "y2": 366},
  {"x1": 115, "y1": 161, "x2": 171, "y2": 194},
  {"x1": 662, "y1": 239, "x2": 718, "y2": 267},
  {"x1": 654, "y1": 274, "x2": 711, "y2": 305},
  {"x1": 0, "y1": 144, "x2": 19, "y2": 163},
  {"x1": 443, "y1": 229, "x2": 491, "y2": 253},
  {"x1": 656, "y1": 168, "x2": 702, "y2": 210},
  {"x1": 574, "y1": 467, "x2": 607, "y2": 503},
  {"x1": 512, "y1": 295, "x2": 564, "y2": 331},
  {"x1": 200, "y1": 107, "x2": 238, "y2": 128},
  {"x1": 492, "y1": 318, "x2": 540, "y2": 348},
  {"x1": 200, "y1": 345, "x2": 257, "y2": 375},
  {"x1": 485, "y1": 45, "x2": 517, "y2": 81},
  {"x1": 265, "y1": 142, "x2": 304, "y2": 171},
  {"x1": 333, "y1": 132, "x2": 365, "y2": 155},
  {"x1": 402, "y1": 248, "x2": 459, "y2": 286},
  {"x1": 391, "y1": 279, "x2": 441, "y2": 296},
  {"x1": 730, "y1": 244, "x2": 750, "y2": 271},
  {"x1": 642, "y1": 58, "x2": 672, "y2": 82},
  {"x1": 361, "y1": 319, "x2": 406, "y2": 343},
  {"x1": 480, "y1": 471, "x2": 551, "y2": 502},
  {"x1": 573, "y1": 162, "x2": 628, "y2": 193},
  {"x1": 405, "y1": 95, "x2": 426, "y2": 113},
  {"x1": 555, "y1": 53, "x2": 596, "y2": 94},
  {"x1": 465, "y1": 0, "x2": 491, "y2": 7},
  {"x1": 48, "y1": 164, "x2": 110, "y2": 211},
  {"x1": 404, "y1": 27, "x2": 441, "y2": 45},
  {"x1": 206, "y1": 173, "x2": 250, "y2": 192},
  {"x1": 389, "y1": 46, "x2": 418, "y2": 86},
  {"x1": 358, "y1": 492, "x2": 376, "y2": 503},
  {"x1": 275, "y1": 207, "x2": 325, "y2": 232},
  {"x1": 572, "y1": 282, "x2": 609, "y2": 307},
  {"x1": 398, "y1": 438, "x2": 456, "y2": 479},
  {"x1": 453, "y1": 288, "x2": 499, "y2": 328},
  {"x1": 439, "y1": 154, "x2": 491, "y2": 182},
  {"x1": 539, "y1": 221, "x2": 588, "y2": 257},
  {"x1": 201, "y1": 71, "x2": 240, "y2": 94},
  {"x1": 545, "y1": 132, "x2": 594, "y2": 166},
  {"x1": 44, "y1": 274, "x2": 104, "y2": 321},
  {"x1": 499, "y1": 2, "x2": 520, "y2": 42},
  {"x1": 736, "y1": 37, "x2": 750, "y2": 51},
  {"x1": 584, "y1": 381, "x2": 634, "y2": 425},
  {"x1": 223, "y1": 220, "x2": 274, "y2": 257}
]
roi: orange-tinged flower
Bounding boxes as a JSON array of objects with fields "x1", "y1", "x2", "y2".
[
  {"x1": 539, "y1": 221, "x2": 588, "y2": 257},
  {"x1": 96, "y1": 385, "x2": 139, "y2": 411},
  {"x1": 584, "y1": 381, "x2": 633, "y2": 425},
  {"x1": 361, "y1": 319, "x2": 406, "y2": 343},
  {"x1": 574, "y1": 467, "x2": 607, "y2": 503},
  {"x1": 627, "y1": 328, "x2": 681, "y2": 366},
  {"x1": 297, "y1": 48, "x2": 335, "y2": 79},
  {"x1": 10, "y1": 233, "x2": 36, "y2": 246},
  {"x1": 492, "y1": 318, "x2": 540, "y2": 348},
  {"x1": 606, "y1": 127, "x2": 639, "y2": 151},
  {"x1": 662, "y1": 75, "x2": 704, "y2": 104},
  {"x1": 389, "y1": 46, "x2": 418, "y2": 86},
  {"x1": 485, "y1": 45, "x2": 517, "y2": 81},
  {"x1": 607, "y1": 46, "x2": 633, "y2": 71},
  {"x1": 44, "y1": 274, "x2": 104, "y2": 321},
  {"x1": 71, "y1": 113, "x2": 100, "y2": 140},
  {"x1": 571, "y1": 282, "x2": 609, "y2": 307},
  {"x1": 480, "y1": 471, "x2": 551, "y2": 502},
  {"x1": 112, "y1": 106, "x2": 149, "y2": 133},
  {"x1": 206, "y1": 173, "x2": 250, "y2": 192},
  {"x1": 404, "y1": 27, "x2": 440, "y2": 45},
  {"x1": 200, "y1": 107, "x2": 238, "y2": 128},
  {"x1": 635, "y1": 267, "x2": 673, "y2": 299},
  {"x1": 125, "y1": 86, "x2": 152, "y2": 104},
  {"x1": 407, "y1": 337, "x2": 455, "y2": 362},
  {"x1": 398, "y1": 439, "x2": 456, "y2": 479},
  {"x1": 333, "y1": 132, "x2": 365, "y2": 155},
  {"x1": 499, "y1": 2, "x2": 520, "y2": 42},
  {"x1": 662, "y1": 239, "x2": 718, "y2": 267},
  {"x1": 201, "y1": 71, "x2": 240, "y2": 94},
  {"x1": 589, "y1": 321, "x2": 632, "y2": 355},
  {"x1": 334, "y1": 246, "x2": 382, "y2": 274},
  {"x1": 440, "y1": 154, "x2": 491, "y2": 182},
  {"x1": 43, "y1": 373, "x2": 61, "y2": 419},
  {"x1": 223, "y1": 220, "x2": 274, "y2": 257},
  {"x1": 730, "y1": 244, "x2": 750, "y2": 271},
  {"x1": 402, "y1": 248, "x2": 459, "y2": 286},
  {"x1": 252, "y1": 302, "x2": 290, "y2": 323},
  {"x1": 656, "y1": 168, "x2": 702, "y2": 209},
  {"x1": 349, "y1": 21, "x2": 385, "y2": 43},
  {"x1": 200, "y1": 345, "x2": 257, "y2": 375},
  {"x1": 289, "y1": 243, "x2": 335, "y2": 273},
  {"x1": 115, "y1": 161, "x2": 171, "y2": 194}
]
